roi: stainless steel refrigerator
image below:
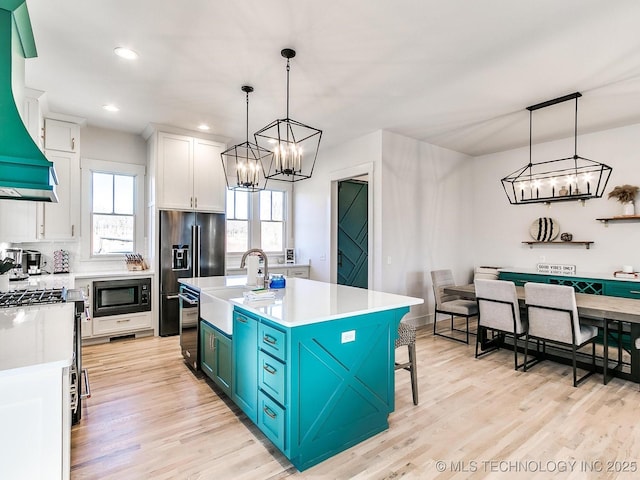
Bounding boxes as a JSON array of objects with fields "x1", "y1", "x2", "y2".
[{"x1": 159, "y1": 210, "x2": 225, "y2": 336}]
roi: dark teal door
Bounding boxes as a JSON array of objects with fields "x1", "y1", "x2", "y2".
[{"x1": 337, "y1": 180, "x2": 368, "y2": 288}]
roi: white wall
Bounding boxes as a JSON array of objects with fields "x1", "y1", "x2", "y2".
[
  {"x1": 294, "y1": 130, "x2": 475, "y2": 326},
  {"x1": 471, "y1": 122, "x2": 640, "y2": 273}
]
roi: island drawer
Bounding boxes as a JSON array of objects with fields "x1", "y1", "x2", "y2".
[
  {"x1": 604, "y1": 282, "x2": 640, "y2": 299},
  {"x1": 259, "y1": 351, "x2": 286, "y2": 405},
  {"x1": 259, "y1": 323, "x2": 287, "y2": 361},
  {"x1": 258, "y1": 391, "x2": 286, "y2": 452}
]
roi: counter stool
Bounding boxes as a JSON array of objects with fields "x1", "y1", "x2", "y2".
[{"x1": 395, "y1": 322, "x2": 418, "y2": 405}]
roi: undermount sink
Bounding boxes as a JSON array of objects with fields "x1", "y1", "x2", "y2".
[{"x1": 199, "y1": 286, "x2": 251, "y2": 336}]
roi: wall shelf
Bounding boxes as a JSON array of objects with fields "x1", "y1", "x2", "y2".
[
  {"x1": 596, "y1": 215, "x2": 640, "y2": 226},
  {"x1": 522, "y1": 241, "x2": 594, "y2": 249}
]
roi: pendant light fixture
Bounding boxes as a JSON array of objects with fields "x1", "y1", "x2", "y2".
[
  {"x1": 254, "y1": 48, "x2": 322, "y2": 182},
  {"x1": 501, "y1": 92, "x2": 612, "y2": 205},
  {"x1": 221, "y1": 85, "x2": 270, "y2": 192}
]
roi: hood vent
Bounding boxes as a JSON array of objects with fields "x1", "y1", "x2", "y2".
[{"x1": 0, "y1": 2, "x2": 58, "y2": 202}]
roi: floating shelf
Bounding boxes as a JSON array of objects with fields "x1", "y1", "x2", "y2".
[
  {"x1": 522, "y1": 241, "x2": 594, "y2": 249},
  {"x1": 596, "y1": 215, "x2": 640, "y2": 226}
]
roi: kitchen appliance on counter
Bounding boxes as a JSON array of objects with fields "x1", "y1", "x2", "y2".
[
  {"x1": 2, "y1": 248, "x2": 27, "y2": 280},
  {"x1": 22, "y1": 249, "x2": 43, "y2": 275},
  {"x1": 0, "y1": 287, "x2": 90, "y2": 424},
  {"x1": 159, "y1": 210, "x2": 225, "y2": 337}
]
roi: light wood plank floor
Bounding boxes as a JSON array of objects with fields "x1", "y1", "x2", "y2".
[{"x1": 72, "y1": 326, "x2": 640, "y2": 479}]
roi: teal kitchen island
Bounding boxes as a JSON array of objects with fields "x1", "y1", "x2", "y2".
[{"x1": 183, "y1": 277, "x2": 423, "y2": 471}]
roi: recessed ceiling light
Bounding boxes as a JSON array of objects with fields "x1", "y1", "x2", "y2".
[
  {"x1": 103, "y1": 104, "x2": 119, "y2": 112},
  {"x1": 114, "y1": 47, "x2": 138, "y2": 60},
  {"x1": 198, "y1": 124, "x2": 210, "y2": 131}
]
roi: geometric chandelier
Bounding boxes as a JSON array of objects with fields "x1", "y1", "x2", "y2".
[
  {"x1": 501, "y1": 92, "x2": 612, "y2": 205},
  {"x1": 221, "y1": 85, "x2": 270, "y2": 192},
  {"x1": 254, "y1": 48, "x2": 322, "y2": 182}
]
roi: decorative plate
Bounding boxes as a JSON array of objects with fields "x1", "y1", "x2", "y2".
[{"x1": 529, "y1": 217, "x2": 560, "y2": 242}]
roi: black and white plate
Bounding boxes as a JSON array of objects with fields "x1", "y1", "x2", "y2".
[{"x1": 529, "y1": 217, "x2": 560, "y2": 241}]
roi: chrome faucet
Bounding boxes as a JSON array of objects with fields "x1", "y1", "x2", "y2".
[{"x1": 240, "y1": 248, "x2": 269, "y2": 284}]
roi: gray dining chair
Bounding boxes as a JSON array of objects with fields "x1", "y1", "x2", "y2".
[
  {"x1": 475, "y1": 278, "x2": 534, "y2": 370},
  {"x1": 431, "y1": 269, "x2": 478, "y2": 344},
  {"x1": 524, "y1": 282, "x2": 598, "y2": 387},
  {"x1": 395, "y1": 322, "x2": 418, "y2": 405}
]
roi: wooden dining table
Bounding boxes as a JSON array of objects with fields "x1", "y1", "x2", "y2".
[{"x1": 444, "y1": 284, "x2": 640, "y2": 383}]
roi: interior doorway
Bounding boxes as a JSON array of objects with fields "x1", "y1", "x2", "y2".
[{"x1": 337, "y1": 178, "x2": 368, "y2": 288}]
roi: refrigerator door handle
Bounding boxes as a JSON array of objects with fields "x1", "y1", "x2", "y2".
[{"x1": 192, "y1": 224, "x2": 202, "y2": 277}]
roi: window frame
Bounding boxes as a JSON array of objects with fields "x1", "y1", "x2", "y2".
[
  {"x1": 80, "y1": 158, "x2": 146, "y2": 261},
  {"x1": 225, "y1": 183, "x2": 292, "y2": 262}
]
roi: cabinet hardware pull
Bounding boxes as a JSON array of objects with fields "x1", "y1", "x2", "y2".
[
  {"x1": 237, "y1": 317, "x2": 247, "y2": 324},
  {"x1": 190, "y1": 197, "x2": 193, "y2": 208},
  {"x1": 263, "y1": 406, "x2": 277, "y2": 419},
  {"x1": 630, "y1": 290, "x2": 640, "y2": 294},
  {"x1": 263, "y1": 335, "x2": 277, "y2": 345},
  {"x1": 116, "y1": 319, "x2": 131, "y2": 323},
  {"x1": 263, "y1": 364, "x2": 277, "y2": 375},
  {"x1": 71, "y1": 224, "x2": 75, "y2": 236},
  {"x1": 71, "y1": 137, "x2": 75, "y2": 150},
  {"x1": 195, "y1": 197, "x2": 198, "y2": 208}
]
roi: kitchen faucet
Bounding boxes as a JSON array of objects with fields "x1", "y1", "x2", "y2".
[{"x1": 240, "y1": 248, "x2": 269, "y2": 284}]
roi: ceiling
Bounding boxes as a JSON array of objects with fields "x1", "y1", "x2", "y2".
[{"x1": 22, "y1": 0, "x2": 640, "y2": 157}]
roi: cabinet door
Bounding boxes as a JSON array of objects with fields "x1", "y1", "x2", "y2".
[
  {"x1": 157, "y1": 133, "x2": 193, "y2": 210},
  {"x1": 200, "y1": 321, "x2": 216, "y2": 379},
  {"x1": 214, "y1": 332, "x2": 232, "y2": 396},
  {"x1": 193, "y1": 138, "x2": 225, "y2": 212},
  {"x1": 232, "y1": 311, "x2": 258, "y2": 422},
  {"x1": 42, "y1": 151, "x2": 80, "y2": 240},
  {"x1": 44, "y1": 119, "x2": 79, "y2": 153},
  {"x1": 0, "y1": 200, "x2": 38, "y2": 242}
]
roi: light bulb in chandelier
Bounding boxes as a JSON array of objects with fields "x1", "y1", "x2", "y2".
[
  {"x1": 237, "y1": 161, "x2": 261, "y2": 187},
  {"x1": 274, "y1": 143, "x2": 303, "y2": 175}
]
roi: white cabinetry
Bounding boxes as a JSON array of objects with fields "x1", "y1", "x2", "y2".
[
  {"x1": 226, "y1": 264, "x2": 310, "y2": 279},
  {"x1": 44, "y1": 119, "x2": 79, "y2": 153},
  {"x1": 155, "y1": 132, "x2": 225, "y2": 212},
  {"x1": 40, "y1": 149, "x2": 80, "y2": 239}
]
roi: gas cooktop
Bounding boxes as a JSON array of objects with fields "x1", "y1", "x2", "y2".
[{"x1": 0, "y1": 288, "x2": 67, "y2": 308}]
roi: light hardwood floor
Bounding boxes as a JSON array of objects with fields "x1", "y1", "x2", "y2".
[{"x1": 72, "y1": 326, "x2": 640, "y2": 480}]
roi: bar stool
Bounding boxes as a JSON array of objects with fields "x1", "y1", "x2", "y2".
[{"x1": 395, "y1": 322, "x2": 418, "y2": 405}]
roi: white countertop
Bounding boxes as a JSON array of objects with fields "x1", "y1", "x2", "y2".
[
  {"x1": 178, "y1": 275, "x2": 248, "y2": 291},
  {"x1": 500, "y1": 267, "x2": 640, "y2": 283},
  {"x1": 2, "y1": 274, "x2": 74, "y2": 292},
  {"x1": 228, "y1": 277, "x2": 423, "y2": 328},
  {"x1": 0, "y1": 303, "x2": 74, "y2": 376}
]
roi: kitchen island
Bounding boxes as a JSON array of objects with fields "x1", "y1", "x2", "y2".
[
  {"x1": 181, "y1": 277, "x2": 423, "y2": 471},
  {"x1": 0, "y1": 303, "x2": 74, "y2": 480}
]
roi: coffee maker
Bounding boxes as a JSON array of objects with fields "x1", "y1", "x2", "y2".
[
  {"x1": 22, "y1": 250, "x2": 43, "y2": 275},
  {"x1": 3, "y1": 248, "x2": 27, "y2": 280}
]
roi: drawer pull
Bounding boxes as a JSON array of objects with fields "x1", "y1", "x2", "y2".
[
  {"x1": 263, "y1": 334, "x2": 277, "y2": 345},
  {"x1": 263, "y1": 363, "x2": 277, "y2": 375},
  {"x1": 263, "y1": 406, "x2": 277, "y2": 419},
  {"x1": 116, "y1": 318, "x2": 131, "y2": 323},
  {"x1": 236, "y1": 316, "x2": 247, "y2": 324},
  {"x1": 629, "y1": 290, "x2": 640, "y2": 295}
]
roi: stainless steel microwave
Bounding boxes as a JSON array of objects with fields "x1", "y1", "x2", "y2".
[{"x1": 93, "y1": 277, "x2": 151, "y2": 317}]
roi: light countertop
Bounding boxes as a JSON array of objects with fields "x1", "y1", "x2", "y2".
[
  {"x1": 178, "y1": 275, "x2": 248, "y2": 291},
  {"x1": 0, "y1": 303, "x2": 74, "y2": 376},
  {"x1": 1, "y1": 270, "x2": 155, "y2": 293},
  {"x1": 499, "y1": 267, "x2": 640, "y2": 283},
  {"x1": 228, "y1": 277, "x2": 423, "y2": 328}
]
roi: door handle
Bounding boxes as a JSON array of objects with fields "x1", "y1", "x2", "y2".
[{"x1": 338, "y1": 251, "x2": 343, "y2": 267}]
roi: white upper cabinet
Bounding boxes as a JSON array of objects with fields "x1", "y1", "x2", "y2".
[
  {"x1": 44, "y1": 118, "x2": 80, "y2": 153},
  {"x1": 41, "y1": 149, "x2": 80, "y2": 240},
  {"x1": 154, "y1": 131, "x2": 225, "y2": 212}
]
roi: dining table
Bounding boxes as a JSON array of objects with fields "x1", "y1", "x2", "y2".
[{"x1": 444, "y1": 284, "x2": 640, "y2": 383}]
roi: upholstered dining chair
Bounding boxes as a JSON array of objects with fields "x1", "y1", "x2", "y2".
[
  {"x1": 431, "y1": 269, "x2": 478, "y2": 344},
  {"x1": 524, "y1": 282, "x2": 598, "y2": 387},
  {"x1": 475, "y1": 279, "x2": 533, "y2": 370},
  {"x1": 395, "y1": 322, "x2": 418, "y2": 405}
]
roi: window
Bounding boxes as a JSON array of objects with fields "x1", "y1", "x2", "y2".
[
  {"x1": 91, "y1": 173, "x2": 135, "y2": 255},
  {"x1": 226, "y1": 187, "x2": 290, "y2": 255},
  {"x1": 226, "y1": 190, "x2": 249, "y2": 253},
  {"x1": 81, "y1": 158, "x2": 145, "y2": 259},
  {"x1": 260, "y1": 190, "x2": 284, "y2": 252}
]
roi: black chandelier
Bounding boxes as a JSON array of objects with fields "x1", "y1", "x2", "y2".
[
  {"x1": 501, "y1": 92, "x2": 612, "y2": 205},
  {"x1": 254, "y1": 48, "x2": 322, "y2": 182},
  {"x1": 221, "y1": 85, "x2": 270, "y2": 192}
]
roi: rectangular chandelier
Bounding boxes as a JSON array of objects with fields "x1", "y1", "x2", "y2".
[{"x1": 501, "y1": 92, "x2": 612, "y2": 205}]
